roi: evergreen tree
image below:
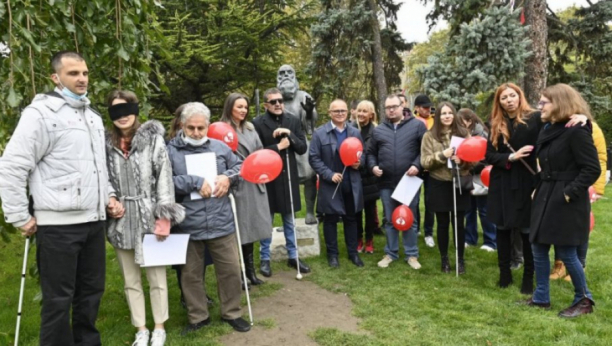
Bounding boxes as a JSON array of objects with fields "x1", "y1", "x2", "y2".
[
  {"x1": 308, "y1": 0, "x2": 409, "y2": 119},
  {"x1": 547, "y1": 1, "x2": 612, "y2": 141},
  {"x1": 417, "y1": 5, "x2": 530, "y2": 108},
  {"x1": 152, "y1": 0, "x2": 314, "y2": 117}
]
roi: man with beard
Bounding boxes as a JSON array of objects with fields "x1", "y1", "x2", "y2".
[
  {"x1": 252, "y1": 88, "x2": 312, "y2": 277},
  {"x1": 277, "y1": 65, "x2": 319, "y2": 224}
]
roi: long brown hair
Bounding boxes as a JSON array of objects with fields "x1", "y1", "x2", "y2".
[
  {"x1": 106, "y1": 90, "x2": 140, "y2": 147},
  {"x1": 430, "y1": 102, "x2": 469, "y2": 142},
  {"x1": 220, "y1": 93, "x2": 250, "y2": 130},
  {"x1": 489, "y1": 83, "x2": 534, "y2": 148},
  {"x1": 458, "y1": 108, "x2": 489, "y2": 133},
  {"x1": 541, "y1": 84, "x2": 591, "y2": 123},
  {"x1": 168, "y1": 104, "x2": 186, "y2": 140}
]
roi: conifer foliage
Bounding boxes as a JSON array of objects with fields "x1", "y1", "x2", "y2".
[{"x1": 417, "y1": 5, "x2": 530, "y2": 108}]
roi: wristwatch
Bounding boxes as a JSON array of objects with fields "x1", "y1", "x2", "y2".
[{"x1": 564, "y1": 194, "x2": 570, "y2": 203}]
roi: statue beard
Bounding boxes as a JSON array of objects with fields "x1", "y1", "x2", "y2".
[{"x1": 278, "y1": 79, "x2": 298, "y2": 99}]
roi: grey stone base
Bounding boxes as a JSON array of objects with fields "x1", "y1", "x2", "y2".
[{"x1": 270, "y1": 218, "x2": 320, "y2": 261}]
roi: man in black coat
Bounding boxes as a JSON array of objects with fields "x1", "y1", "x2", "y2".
[
  {"x1": 367, "y1": 95, "x2": 427, "y2": 270},
  {"x1": 252, "y1": 88, "x2": 311, "y2": 277}
]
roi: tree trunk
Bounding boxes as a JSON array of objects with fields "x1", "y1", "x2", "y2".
[
  {"x1": 523, "y1": 0, "x2": 548, "y2": 107},
  {"x1": 367, "y1": 0, "x2": 388, "y2": 121}
]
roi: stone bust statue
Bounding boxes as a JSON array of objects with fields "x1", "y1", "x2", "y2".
[{"x1": 277, "y1": 64, "x2": 318, "y2": 224}]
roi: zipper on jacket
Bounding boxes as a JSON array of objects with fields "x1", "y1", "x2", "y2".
[
  {"x1": 82, "y1": 108, "x2": 103, "y2": 219},
  {"x1": 78, "y1": 188, "x2": 81, "y2": 208}
]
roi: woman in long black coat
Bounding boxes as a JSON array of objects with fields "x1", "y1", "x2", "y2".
[
  {"x1": 527, "y1": 84, "x2": 600, "y2": 317},
  {"x1": 486, "y1": 83, "x2": 542, "y2": 293}
]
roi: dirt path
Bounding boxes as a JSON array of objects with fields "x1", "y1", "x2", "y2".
[{"x1": 220, "y1": 270, "x2": 364, "y2": 345}]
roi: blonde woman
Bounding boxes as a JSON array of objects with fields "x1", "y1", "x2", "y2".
[{"x1": 352, "y1": 100, "x2": 379, "y2": 253}]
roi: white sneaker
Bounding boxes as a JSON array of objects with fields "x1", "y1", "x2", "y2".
[
  {"x1": 465, "y1": 242, "x2": 472, "y2": 248},
  {"x1": 377, "y1": 255, "x2": 394, "y2": 268},
  {"x1": 480, "y1": 245, "x2": 496, "y2": 252},
  {"x1": 407, "y1": 256, "x2": 422, "y2": 270},
  {"x1": 424, "y1": 236, "x2": 435, "y2": 248},
  {"x1": 132, "y1": 330, "x2": 150, "y2": 346},
  {"x1": 150, "y1": 329, "x2": 166, "y2": 346}
]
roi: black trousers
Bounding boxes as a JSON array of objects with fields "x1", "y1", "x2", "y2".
[
  {"x1": 435, "y1": 211, "x2": 465, "y2": 259},
  {"x1": 356, "y1": 199, "x2": 377, "y2": 241},
  {"x1": 36, "y1": 221, "x2": 106, "y2": 346},
  {"x1": 497, "y1": 228, "x2": 534, "y2": 291},
  {"x1": 323, "y1": 186, "x2": 358, "y2": 257}
]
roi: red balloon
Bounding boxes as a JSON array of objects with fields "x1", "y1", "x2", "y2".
[
  {"x1": 208, "y1": 122, "x2": 238, "y2": 152},
  {"x1": 481, "y1": 165, "x2": 493, "y2": 187},
  {"x1": 456, "y1": 136, "x2": 487, "y2": 162},
  {"x1": 392, "y1": 205, "x2": 414, "y2": 232},
  {"x1": 590, "y1": 211, "x2": 595, "y2": 232},
  {"x1": 339, "y1": 137, "x2": 363, "y2": 166},
  {"x1": 588, "y1": 186, "x2": 596, "y2": 203},
  {"x1": 240, "y1": 149, "x2": 282, "y2": 184}
]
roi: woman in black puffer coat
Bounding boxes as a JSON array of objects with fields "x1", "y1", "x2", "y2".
[{"x1": 353, "y1": 100, "x2": 380, "y2": 254}]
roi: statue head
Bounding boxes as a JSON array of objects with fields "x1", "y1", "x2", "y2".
[{"x1": 277, "y1": 64, "x2": 300, "y2": 99}]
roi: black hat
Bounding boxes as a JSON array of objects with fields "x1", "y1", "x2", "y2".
[{"x1": 414, "y1": 94, "x2": 433, "y2": 108}]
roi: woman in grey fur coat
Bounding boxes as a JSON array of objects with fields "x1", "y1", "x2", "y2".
[
  {"x1": 105, "y1": 90, "x2": 184, "y2": 346},
  {"x1": 220, "y1": 93, "x2": 273, "y2": 285}
]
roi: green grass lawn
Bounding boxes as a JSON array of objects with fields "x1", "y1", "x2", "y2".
[{"x1": 1, "y1": 187, "x2": 611, "y2": 345}]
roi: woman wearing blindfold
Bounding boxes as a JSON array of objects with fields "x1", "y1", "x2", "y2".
[{"x1": 105, "y1": 90, "x2": 185, "y2": 346}]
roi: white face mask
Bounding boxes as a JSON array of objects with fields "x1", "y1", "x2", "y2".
[
  {"x1": 183, "y1": 134, "x2": 208, "y2": 146},
  {"x1": 54, "y1": 74, "x2": 88, "y2": 100}
]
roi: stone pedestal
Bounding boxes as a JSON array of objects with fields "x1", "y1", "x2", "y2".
[{"x1": 270, "y1": 218, "x2": 320, "y2": 261}]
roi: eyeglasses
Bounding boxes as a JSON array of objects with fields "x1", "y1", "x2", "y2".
[
  {"x1": 537, "y1": 101, "x2": 551, "y2": 107},
  {"x1": 385, "y1": 104, "x2": 401, "y2": 111},
  {"x1": 266, "y1": 98, "x2": 284, "y2": 105},
  {"x1": 330, "y1": 110, "x2": 348, "y2": 115}
]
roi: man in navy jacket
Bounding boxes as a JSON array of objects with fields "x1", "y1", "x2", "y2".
[{"x1": 309, "y1": 99, "x2": 365, "y2": 267}]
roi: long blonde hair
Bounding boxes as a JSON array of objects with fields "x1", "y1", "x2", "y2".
[
  {"x1": 356, "y1": 100, "x2": 377, "y2": 129},
  {"x1": 541, "y1": 84, "x2": 591, "y2": 123},
  {"x1": 490, "y1": 83, "x2": 534, "y2": 149}
]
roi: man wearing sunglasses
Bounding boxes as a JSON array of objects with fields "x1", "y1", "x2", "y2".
[{"x1": 252, "y1": 88, "x2": 312, "y2": 277}]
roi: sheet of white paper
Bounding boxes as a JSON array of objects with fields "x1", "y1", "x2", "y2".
[
  {"x1": 141, "y1": 234, "x2": 190, "y2": 267},
  {"x1": 185, "y1": 152, "x2": 217, "y2": 200},
  {"x1": 448, "y1": 136, "x2": 466, "y2": 168},
  {"x1": 391, "y1": 175, "x2": 423, "y2": 206}
]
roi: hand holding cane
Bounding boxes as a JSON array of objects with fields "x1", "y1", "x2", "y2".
[{"x1": 505, "y1": 143, "x2": 536, "y2": 175}]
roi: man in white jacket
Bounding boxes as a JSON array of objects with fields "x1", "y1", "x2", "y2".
[{"x1": 0, "y1": 51, "x2": 122, "y2": 346}]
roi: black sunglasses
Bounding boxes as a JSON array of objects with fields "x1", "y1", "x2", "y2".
[{"x1": 266, "y1": 98, "x2": 284, "y2": 105}]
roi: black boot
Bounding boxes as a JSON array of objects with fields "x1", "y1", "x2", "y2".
[
  {"x1": 243, "y1": 243, "x2": 264, "y2": 285},
  {"x1": 241, "y1": 273, "x2": 251, "y2": 291},
  {"x1": 458, "y1": 258, "x2": 466, "y2": 275},
  {"x1": 441, "y1": 256, "x2": 450, "y2": 273}
]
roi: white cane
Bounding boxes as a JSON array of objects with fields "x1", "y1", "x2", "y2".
[
  {"x1": 451, "y1": 159, "x2": 460, "y2": 278},
  {"x1": 228, "y1": 194, "x2": 254, "y2": 325},
  {"x1": 15, "y1": 236, "x2": 30, "y2": 346},
  {"x1": 286, "y1": 153, "x2": 303, "y2": 280}
]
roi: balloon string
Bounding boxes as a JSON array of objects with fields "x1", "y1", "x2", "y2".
[{"x1": 331, "y1": 166, "x2": 347, "y2": 199}]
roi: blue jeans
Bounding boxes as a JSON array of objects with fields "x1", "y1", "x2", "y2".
[
  {"x1": 465, "y1": 195, "x2": 497, "y2": 248},
  {"x1": 532, "y1": 243, "x2": 593, "y2": 305},
  {"x1": 380, "y1": 188, "x2": 419, "y2": 260},
  {"x1": 259, "y1": 213, "x2": 297, "y2": 260},
  {"x1": 554, "y1": 238, "x2": 589, "y2": 268}
]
